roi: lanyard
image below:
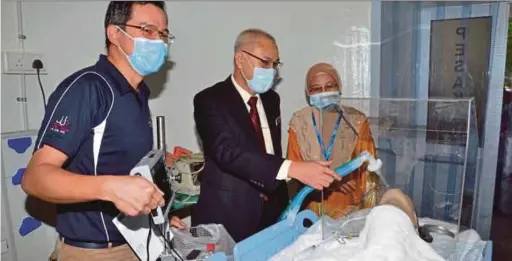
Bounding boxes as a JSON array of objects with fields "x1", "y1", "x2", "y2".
[{"x1": 311, "y1": 111, "x2": 343, "y2": 160}]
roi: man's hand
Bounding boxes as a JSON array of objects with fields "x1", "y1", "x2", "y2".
[
  {"x1": 101, "y1": 176, "x2": 164, "y2": 216},
  {"x1": 288, "y1": 161, "x2": 340, "y2": 190},
  {"x1": 169, "y1": 216, "x2": 188, "y2": 229}
]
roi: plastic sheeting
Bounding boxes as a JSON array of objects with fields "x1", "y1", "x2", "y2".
[
  {"x1": 171, "y1": 224, "x2": 235, "y2": 260},
  {"x1": 319, "y1": 98, "x2": 479, "y2": 236},
  {"x1": 331, "y1": 0, "x2": 508, "y2": 239}
]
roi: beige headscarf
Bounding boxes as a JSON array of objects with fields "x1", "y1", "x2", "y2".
[
  {"x1": 293, "y1": 62, "x2": 358, "y2": 168},
  {"x1": 289, "y1": 63, "x2": 380, "y2": 218},
  {"x1": 305, "y1": 63, "x2": 342, "y2": 93}
]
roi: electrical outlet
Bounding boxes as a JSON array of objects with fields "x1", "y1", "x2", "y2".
[{"x1": 2, "y1": 51, "x2": 47, "y2": 75}]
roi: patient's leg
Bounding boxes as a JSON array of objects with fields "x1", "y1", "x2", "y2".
[{"x1": 378, "y1": 189, "x2": 417, "y2": 227}]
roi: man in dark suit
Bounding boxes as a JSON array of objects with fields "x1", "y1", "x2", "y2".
[{"x1": 192, "y1": 28, "x2": 340, "y2": 242}]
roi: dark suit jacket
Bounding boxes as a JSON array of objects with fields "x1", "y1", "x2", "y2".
[{"x1": 192, "y1": 76, "x2": 289, "y2": 242}]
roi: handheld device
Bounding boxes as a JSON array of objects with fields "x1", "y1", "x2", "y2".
[
  {"x1": 112, "y1": 214, "x2": 165, "y2": 261},
  {"x1": 112, "y1": 149, "x2": 175, "y2": 261},
  {"x1": 129, "y1": 149, "x2": 173, "y2": 224}
]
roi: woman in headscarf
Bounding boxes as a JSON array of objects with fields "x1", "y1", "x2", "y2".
[{"x1": 286, "y1": 62, "x2": 380, "y2": 219}]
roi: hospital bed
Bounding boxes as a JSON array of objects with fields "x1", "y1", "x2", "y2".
[
  {"x1": 205, "y1": 210, "x2": 492, "y2": 261},
  {"x1": 203, "y1": 143, "x2": 491, "y2": 260}
]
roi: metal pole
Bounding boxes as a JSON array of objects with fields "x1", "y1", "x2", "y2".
[
  {"x1": 156, "y1": 116, "x2": 166, "y2": 151},
  {"x1": 155, "y1": 116, "x2": 169, "y2": 248}
]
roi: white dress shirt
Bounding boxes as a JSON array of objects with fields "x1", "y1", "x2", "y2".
[{"x1": 231, "y1": 75, "x2": 291, "y2": 180}]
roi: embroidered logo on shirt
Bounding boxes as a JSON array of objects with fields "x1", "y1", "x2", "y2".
[
  {"x1": 275, "y1": 116, "x2": 281, "y2": 127},
  {"x1": 148, "y1": 118, "x2": 153, "y2": 128},
  {"x1": 50, "y1": 116, "x2": 70, "y2": 134}
]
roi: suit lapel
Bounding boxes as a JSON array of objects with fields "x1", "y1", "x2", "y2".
[
  {"x1": 221, "y1": 77, "x2": 260, "y2": 146},
  {"x1": 260, "y1": 93, "x2": 281, "y2": 156},
  {"x1": 221, "y1": 76, "x2": 282, "y2": 155}
]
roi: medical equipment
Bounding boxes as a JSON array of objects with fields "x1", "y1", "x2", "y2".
[
  {"x1": 113, "y1": 116, "x2": 184, "y2": 261},
  {"x1": 420, "y1": 224, "x2": 456, "y2": 240},
  {"x1": 330, "y1": 105, "x2": 361, "y2": 136},
  {"x1": 279, "y1": 151, "x2": 383, "y2": 222},
  {"x1": 157, "y1": 114, "x2": 202, "y2": 204},
  {"x1": 169, "y1": 152, "x2": 204, "y2": 196},
  {"x1": 112, "y1": 148, "x2": 176, "y2": 261},
  {"x1": 159, "y1": 115, "x2": 204, "y2": 198},
  {"x1": 131, "y1": 149, "x2": 173, "y2": 224},
  {"x1": 417, "y1": 216, "x2": 434, "y2": 243}
]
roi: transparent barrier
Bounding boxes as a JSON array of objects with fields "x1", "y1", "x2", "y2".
[{"x1": 310, "y1": 98, "x2": 478, "y2": 238}]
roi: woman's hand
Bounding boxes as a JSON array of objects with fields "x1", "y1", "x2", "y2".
[
  {"x1": 338, "y1": 180, "x2": 356, "y2": 194},
  {"x1": 169, "y1": 216, "x2": 187, "y2": 229}
]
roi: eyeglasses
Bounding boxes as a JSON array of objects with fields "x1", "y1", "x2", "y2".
[
  {"x1": 242, "y1": 50, "x2": 282, "y2": 70},
  {"x1": 116, "y1": 23, "x2": 175, "y2": 44},
  {"x1": 308, "y1": 83, "x2": 339, "y2": 95}
]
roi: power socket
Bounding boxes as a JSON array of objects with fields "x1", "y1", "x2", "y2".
[{"x1": 2, "y1": 51, "x2": 47, "y2": 75}]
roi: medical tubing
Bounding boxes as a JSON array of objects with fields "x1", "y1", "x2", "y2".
[{"x1": 280, "y1": 152, "x2": 375, "y2": 221}]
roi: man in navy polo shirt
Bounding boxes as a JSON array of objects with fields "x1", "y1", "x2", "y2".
[{"x1": 21, "y1": 2, "x2": 180, "y2": 260}]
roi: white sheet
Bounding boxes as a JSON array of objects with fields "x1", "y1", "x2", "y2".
[{"x1": 270, "y1": 205, "x2": 445, "y2": 261}]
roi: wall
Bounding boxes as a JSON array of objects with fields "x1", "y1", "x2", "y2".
[
  {"x1": 1, "y1": 131, "x2": 57, "y2": 261},
  {"x1": 1, "y1": 2, "x2": 31, "y2": 133},
  {"x1": 1, "y1": 1, "x2": 372, "y2": 154}
]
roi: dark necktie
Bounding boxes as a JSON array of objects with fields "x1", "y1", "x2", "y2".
[{"x1": 248, "y1": 96, "x2": 266, "y2": 151}]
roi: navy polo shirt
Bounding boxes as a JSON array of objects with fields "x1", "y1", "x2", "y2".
[{"x1": 34, "y1": 55, "x2": 153, "y2": 242}]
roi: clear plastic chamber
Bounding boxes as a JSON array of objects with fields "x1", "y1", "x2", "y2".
[{"x1": 318, "y1": 97, "x2": 479, "y2": 238}]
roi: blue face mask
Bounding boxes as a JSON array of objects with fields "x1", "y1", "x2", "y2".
[
  {"x1": 310, "y1": 91, "x2": 341, "y2": 109},
  {"x1": 247, "y1": 67, "x2": 276, "y2": 94},
  {"x1": 118, "y1": 28, "x2": 168, "y2": 76}
]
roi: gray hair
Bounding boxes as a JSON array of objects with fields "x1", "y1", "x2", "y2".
[{"x1": 234, "y1": 28, "x2": 276, "y2": 53}]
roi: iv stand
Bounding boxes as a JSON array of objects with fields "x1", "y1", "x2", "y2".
[{"x1": 156, "y1": 116, "x2": 175, "y2": 259}]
